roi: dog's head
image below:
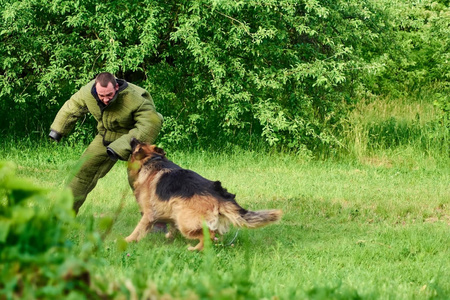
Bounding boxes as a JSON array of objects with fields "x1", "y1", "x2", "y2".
[
  {"x1": 130, "y1": 138, "x2": 166, "y2": 162},
  {"x1": 128, "y1": 139, "x2": 166, "y2": 188}
]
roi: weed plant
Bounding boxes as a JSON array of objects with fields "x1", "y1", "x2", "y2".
[{"x1": 342, "y1": 96, "x2": 449, "y2": 160}]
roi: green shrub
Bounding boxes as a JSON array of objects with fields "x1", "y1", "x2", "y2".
[
  {"x1": 0, "y1": 0, "x2": 395, "y2": 152},
  {"x1": 0, "y1": 161, "x2": 120, "y2": 299},
  {"x1": 433, "y1": 90, "x2": 450, "y2": 129}
]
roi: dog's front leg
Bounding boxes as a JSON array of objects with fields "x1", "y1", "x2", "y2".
[{"x1": 125, "y1": 213, "x2": 154, "y2": 242}]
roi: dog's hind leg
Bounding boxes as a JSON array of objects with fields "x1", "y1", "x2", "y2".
[
  {"x1": 188, "y1": 238, "x2": 204, "y2": 251},
  {"x1": 174, "y1": 201, "x2": 217, "y2": 251},
  {"x1": 185, "y1": 228, "x2": 215, "y2": 251},
  {"x1": 125, "y1": 214, "x2": 154, "y2": 242}
]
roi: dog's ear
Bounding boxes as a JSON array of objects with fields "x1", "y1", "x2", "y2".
[
  {"x1": 130, "y1": 138, "x2": 141, "y2": 151},
  {"x1": 153, "y1": 146, "x2": 166, "y2": 156}
]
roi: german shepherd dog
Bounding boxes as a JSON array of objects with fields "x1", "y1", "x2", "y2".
[{"x1": 125, "y1": 138, "x2": 282, "y2": 251}]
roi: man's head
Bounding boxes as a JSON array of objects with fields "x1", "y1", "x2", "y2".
[{"x1": 95, "y1": 72, "x2": 119, "y2": 105}]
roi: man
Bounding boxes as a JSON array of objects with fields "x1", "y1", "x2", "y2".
[{"x1": 49, "y1": 72, "x2": 163, "y2": 214}]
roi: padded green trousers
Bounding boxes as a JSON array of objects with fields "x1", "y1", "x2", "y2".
[{"x1": 69, "y1": 135, "x2": 118, "y2": 213}]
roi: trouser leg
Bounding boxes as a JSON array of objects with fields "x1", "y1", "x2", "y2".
[{"x1": 69, "y1": 135, "x2": 116, "y2": 214}]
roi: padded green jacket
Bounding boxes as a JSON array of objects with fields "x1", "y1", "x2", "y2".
[{"x1": 50, "y1": 79, "x2": 163, "y2": 160}]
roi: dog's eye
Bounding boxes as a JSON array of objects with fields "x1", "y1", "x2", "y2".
[{"x1": 133, "y1": 147, "x2": 146, "y2": 159}]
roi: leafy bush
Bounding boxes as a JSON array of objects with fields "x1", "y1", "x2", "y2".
[
  {"x1": 1, "y1": 0, "x2": 448, "y2": 153},
  {"x1": 0, "y1": 0, "x2": 394, "y2": 152},
  {"x1": 365, "y1": 0, "x2": 450, "y2": 96},
  {"x1": 433, "y1": 90, "x2": 450, "y2": 129},
  {"x1": 0, "y1": 161, "x2": 127, "y2": 299}
]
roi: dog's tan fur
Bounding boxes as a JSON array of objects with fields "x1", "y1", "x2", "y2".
[{"x1": 125, "y1": 140, "x2": 282, "y2": 251}]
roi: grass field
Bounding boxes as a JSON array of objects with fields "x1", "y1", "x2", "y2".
[
  {"x1": 1, "y1": 138, "x2": 449, "y2": 299},
  {"x1": 1, "y1": 96, "x2": 449, "y2": 299}
]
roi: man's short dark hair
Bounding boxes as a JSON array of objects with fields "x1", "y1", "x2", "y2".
[{"x1": 95, "y1": 72, "x2": 117, "y2": 87}]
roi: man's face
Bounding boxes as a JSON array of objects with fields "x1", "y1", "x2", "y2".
[{"x1": 96, "y1": 82, "x2": 119, "y2": 105}]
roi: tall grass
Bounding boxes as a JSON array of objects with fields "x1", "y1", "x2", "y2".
[{"x1": 342, "y1": 96, "x2": 449, "y2": 161}]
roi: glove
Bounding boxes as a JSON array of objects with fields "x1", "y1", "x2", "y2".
[
  {"x1": 49, "y1": 130, "x2": 62, "y2": 142},
  {"x1": 107, "y1": 147, "x2": 119, "y2": 161}
]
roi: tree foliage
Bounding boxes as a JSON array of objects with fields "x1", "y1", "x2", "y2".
[
  {"x1": 366, "y1": 0, "x2": 450, "y2": 93},
  {"x1": 0, "y1": 0, "x2": 448, "y2": 151}
]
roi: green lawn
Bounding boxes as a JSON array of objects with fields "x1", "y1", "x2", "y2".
[{"x1": 3, "y1": 143, "x2": 449, "y2": 299}]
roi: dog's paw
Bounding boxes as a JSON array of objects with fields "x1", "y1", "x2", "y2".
[
  {"x1": 187, "y1": 244, "x2": 204, "y2": 251},
  {"x1": 125, "y1": 236, "x2": 135, "y2": 243}
]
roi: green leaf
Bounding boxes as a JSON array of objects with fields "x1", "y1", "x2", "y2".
[
  {"x1": 98, "y1": 217, "x2": 113, "y2": 231},
  {"x1": 116, "y1": 238, "x2": 128, "y2": 252},
  {"x1": 0, "y1": 218, "x2": 11, "y2": 243}
]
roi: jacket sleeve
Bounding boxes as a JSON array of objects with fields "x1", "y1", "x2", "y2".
[
  {"x1": 107, "y1": 100, "x2": 163, "y2": 160},
  {"x1": 50, "y1": 84, "x2": 91, "y2": 137}
]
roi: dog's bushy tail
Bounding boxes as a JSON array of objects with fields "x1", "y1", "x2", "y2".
[
  {"x1": 219, "y1": 201, "x2": 282, "y2": 230},
  {"x1": 241, "y1": 209, "x2": 282, "y2": 228}
]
